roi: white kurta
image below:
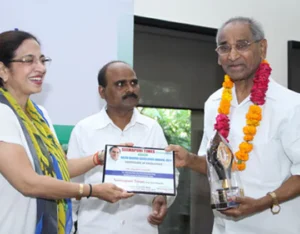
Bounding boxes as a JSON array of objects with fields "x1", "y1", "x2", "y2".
[
  {"x1": 199, "y1": 79, "x2": 300, "y2": 234},
  {"x1": 68, "y1": 107, "x2": 179, "y2": 234}
]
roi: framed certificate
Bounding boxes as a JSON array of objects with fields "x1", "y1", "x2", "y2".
[{"x1": 102, "y1": 145, "x2": 176, "y2": 196}]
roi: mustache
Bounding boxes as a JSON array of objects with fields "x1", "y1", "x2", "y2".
[{"x1": 122, "y1": 93, "x2": 138, "y2": 100}]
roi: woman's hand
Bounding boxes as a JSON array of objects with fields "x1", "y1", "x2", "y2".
[{"x1": 92, "y1": 183, "x2": 134, "y2": 203}]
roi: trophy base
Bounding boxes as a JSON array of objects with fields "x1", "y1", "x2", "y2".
[
  {"x1": 211, "y1": 186, "x2": 241, "y2": 211},
  {"x1": 211, "y1": 201, "x2": 239, "y2": 211}
]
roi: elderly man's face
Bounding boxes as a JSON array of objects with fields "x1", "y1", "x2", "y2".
[
  {"x1": 110, "y1": 147, "x2": 120, "y2": 160},
  {"x1": 217, "y1": 22, "x2": 267, "y2": 81}
]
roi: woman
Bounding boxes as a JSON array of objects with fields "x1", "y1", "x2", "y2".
[{"x1": 0, "y1": 30, "x2": 133, "y2": 234}]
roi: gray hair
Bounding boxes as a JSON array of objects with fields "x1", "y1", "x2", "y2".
[{"x1": 216, "y1": 17, "x2": 265, "y2": 45}]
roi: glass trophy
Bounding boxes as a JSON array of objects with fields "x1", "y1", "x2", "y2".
[{"x1": 206, "y1": 131, "x2": 244, "y2": 210}]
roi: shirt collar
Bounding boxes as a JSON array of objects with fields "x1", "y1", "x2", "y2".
[
  {"x1": 211, "y1": 77, "x2": 277, "y2": 103},
  {"x1": 93, "y1": 106, "x2": 149, "y2": 130}
]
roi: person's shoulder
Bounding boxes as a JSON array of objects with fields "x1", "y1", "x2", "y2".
[
  {"x1": 269, "y1": 79, "x2": 300, "y2": 107},
  {"x1": 138, "y1": 113, "x2": 157, "y2": 124},
  {"x1": 36, "y1": 104, "x2": 47, "y2": 113},
  {"x1": 0, "y1": 103, "x2": 18, "y2": 120},
  {"x1": 206, "y1": 88, "x2": 223, "y2": 103},
  {"x1": 36, "y1": 104, "x2": 50, "y2": 118},
  {"x1": 137, "y1": 110, "x2": 161, "y2": 128},
  {"x1": 0, "y1": 103, "x2": 22, "y2": 136},
  {"x1": 270, "y1": 80, "x2": 300, "y2": 97},
  {"x1": 203, "y1": 87, "x2": 223, "y2": 111},
  {"x1": 74, "y1": 111, "x2": 103, "y2": 130},
  {"x1": 34, "y1": 104, "x2": 55, "y2": 125}
]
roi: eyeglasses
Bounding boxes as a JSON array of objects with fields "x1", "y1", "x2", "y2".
[
  {"x1": 10, "y1": 54, "x2": 52, "y2": 66},
  {"x1": 215, "y1": 40, "x2": 260, "y2": 55}
]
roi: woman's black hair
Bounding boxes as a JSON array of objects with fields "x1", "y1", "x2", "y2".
[{"x1": 0, "y1": 30, "x2": 39, "y2": 87}]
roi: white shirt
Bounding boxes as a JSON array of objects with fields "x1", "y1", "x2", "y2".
[
  {"x1": 0, "y1": 104, "x2": 55, "y2": 234},
  {"x1": 68, "y1": 107, "x2": 178, "y2": 234},
  {"x1": 199, "y1": 79, "x2": 300, "y2": 234}
]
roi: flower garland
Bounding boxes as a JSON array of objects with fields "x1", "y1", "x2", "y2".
[{"x1": 214, "y1": 60, "x2": 271, "y2": 171}]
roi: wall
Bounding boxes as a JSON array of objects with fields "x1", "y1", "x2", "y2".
[
  {"x1": 2, "y1": 0, "x2": 134, "y2": 143},
  {"x1": 134, "y1": 0, "x2": 300, "y2": 87},
  {"x1": 2, "y1": 0, "x2": 133, "y2": 126}
]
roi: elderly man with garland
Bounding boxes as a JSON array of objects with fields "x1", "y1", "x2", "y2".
[{"x1": 167, "y1": 17, "x2": 300, "y2": 234}]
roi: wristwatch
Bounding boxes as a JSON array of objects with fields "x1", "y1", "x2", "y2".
[{"x1": 267, "y1": 192, "x2": 281, "y2": 215}]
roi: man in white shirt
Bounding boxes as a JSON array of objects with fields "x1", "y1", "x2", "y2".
[
  {"x1": 68, "y1": 61, "x2": 178, "y2": 234},
  {"x1": 167, "y1": 17, "x2": 300, "y2": 234}
]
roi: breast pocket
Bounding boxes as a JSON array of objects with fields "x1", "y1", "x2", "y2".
[{"x1": 248, "y1": 125, "x2": 288, "y2": 184}]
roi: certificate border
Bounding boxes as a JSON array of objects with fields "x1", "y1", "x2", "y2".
[{"x1": 102, "y1": 144, "x2": 176, "y2": 196}]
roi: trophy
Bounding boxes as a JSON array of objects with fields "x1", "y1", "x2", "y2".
[{"x1": 206, "y1": 131, "x2": 244, "y2": 210}]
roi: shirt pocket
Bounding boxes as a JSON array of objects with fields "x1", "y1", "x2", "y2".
[{"x1": 249, "y1": 135, "x2": 289, "y2": 184}]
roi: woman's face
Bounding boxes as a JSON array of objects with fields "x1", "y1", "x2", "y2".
[{"x1": 2, "y1": 38, "x2": 47, "y2": 98}]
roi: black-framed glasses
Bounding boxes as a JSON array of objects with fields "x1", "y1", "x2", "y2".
[
  {"x1": 215, "y1": 40, "x2": 261, "y2": 55},
  {"x1": 10, "y1": 54, "x2": 52, "y2": 66}
]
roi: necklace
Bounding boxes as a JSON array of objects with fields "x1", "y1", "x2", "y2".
[{"x1": 214, "y1": 60, "x2": 271, "y2": 170}]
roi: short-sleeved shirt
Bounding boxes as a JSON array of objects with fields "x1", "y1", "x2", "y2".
[
  {"x1": 199, "y1": 78, "x2": 300, "y2": 234},
  {"x1": 67, "y1": 107, "x2": 178, "y2": 234}
]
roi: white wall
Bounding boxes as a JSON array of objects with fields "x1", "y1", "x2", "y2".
[
  {"x1": 134, "y1": 0, "x2": 300, "y2": 87},
  {"x1": 2, "y1": 0, "x2": 133, "y2": 125}
]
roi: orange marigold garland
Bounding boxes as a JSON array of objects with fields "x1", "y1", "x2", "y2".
[{"x1": 214, "y1": 60, "x2": 272, "y2": 171}]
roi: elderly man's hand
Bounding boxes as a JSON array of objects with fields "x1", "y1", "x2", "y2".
[
  {"x1": 220, "y1": 196, "x2": 269, "y2": 218},
  {"x1": 148, "y1": 195, "x2": 167, "y2": 225},
  {"x1": 165, "y1": 144, "x2": 190, "y2": 168}
]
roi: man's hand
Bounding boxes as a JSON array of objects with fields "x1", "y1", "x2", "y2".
[
  {"x1": 93, "y1": 183, "x2": 134, "y2": 203},
  {"x1": 165, "y1": 144, "x2": 190, "y2": 168},
  {"x1": 220, "y1": 196, "x2": 270, "y2": 218},
  {"x1": 119, "y1": 142, "x2": 134, "y2": 147},
  {"x1": 148, "y1": 195, "x2": 167, "y2": 225}
]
